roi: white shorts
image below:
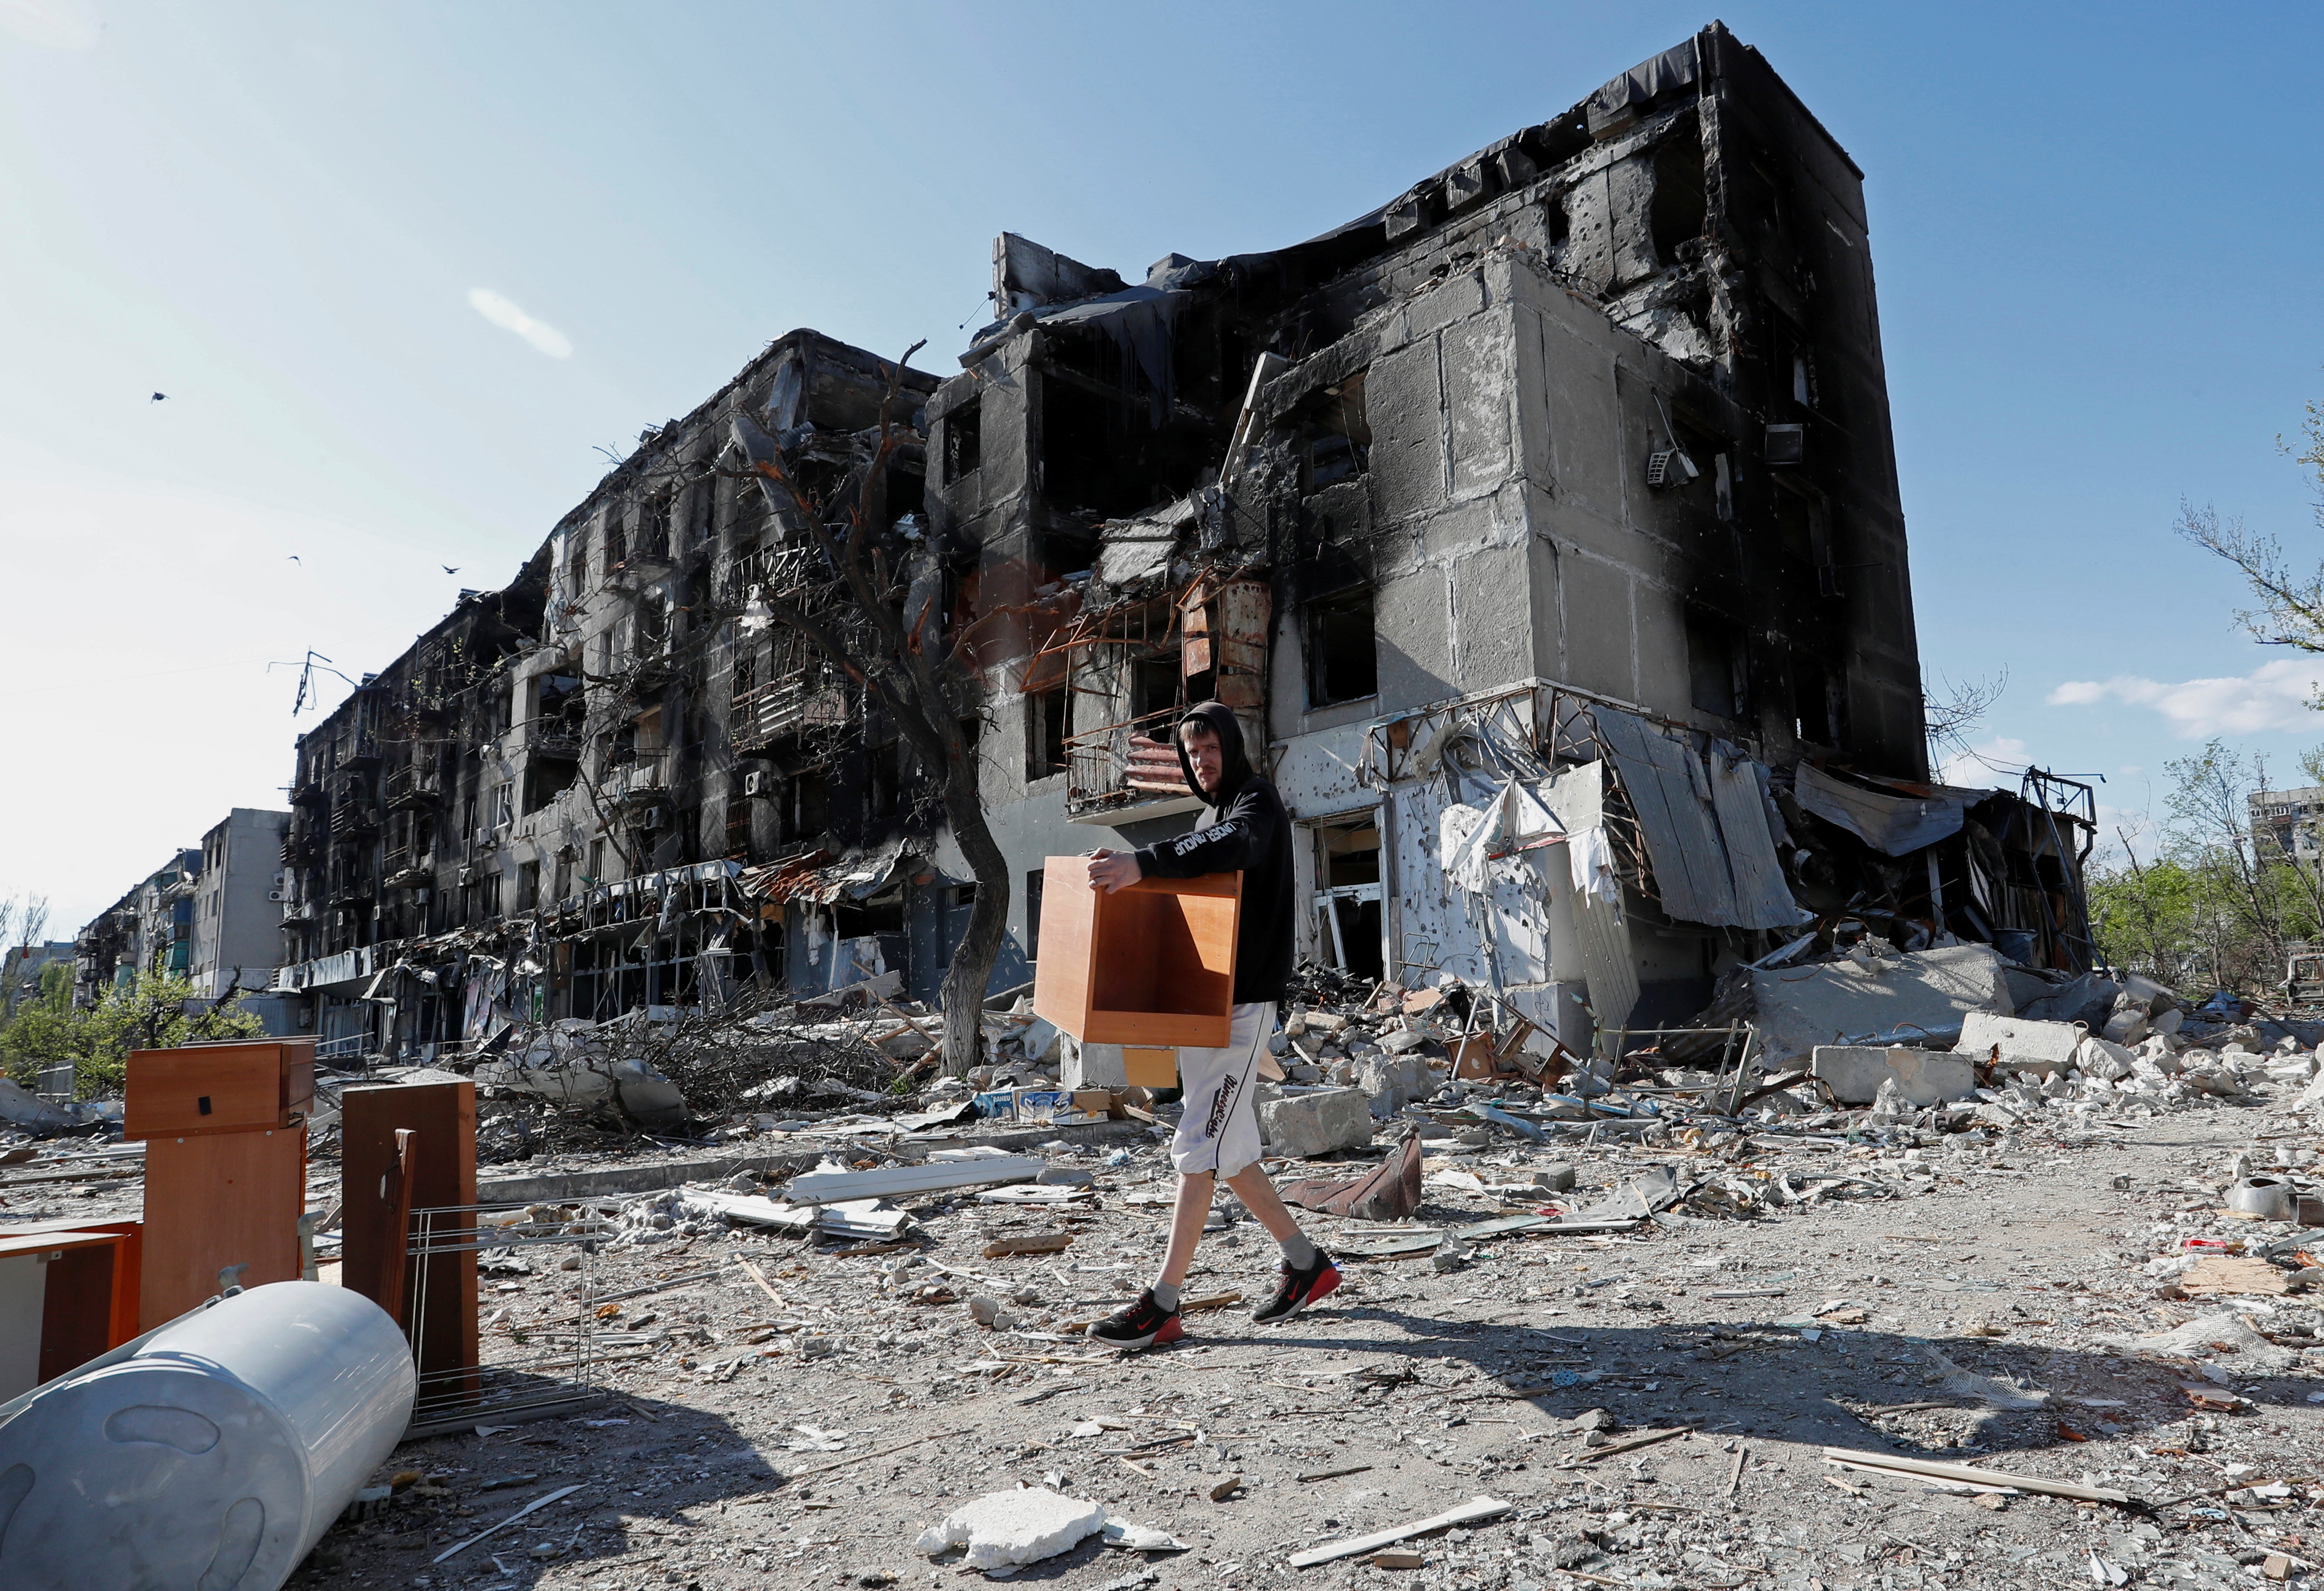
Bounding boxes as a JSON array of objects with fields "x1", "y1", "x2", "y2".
[{"x1": 1170, "y1": 1001, "x2": 1276, "y2": 1179}]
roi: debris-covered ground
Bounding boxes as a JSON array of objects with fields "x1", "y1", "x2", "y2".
[{"x1": 16, "y1": 975, "x2": 2324, "y2": 1588}]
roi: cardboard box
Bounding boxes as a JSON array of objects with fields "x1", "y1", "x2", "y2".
[{"x1": 974, "y1": 1087, "x2": 1113, "y2": 1124}]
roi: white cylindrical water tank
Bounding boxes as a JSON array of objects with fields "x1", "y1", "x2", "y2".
[{"x1": 0, "y1": 1280, "x2": 417, "y2": 1591}]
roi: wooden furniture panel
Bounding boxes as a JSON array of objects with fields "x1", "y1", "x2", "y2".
[
  {"x1": 1033, "y1": 859, "x2": 1240, "y2": 1048},
  {"x1": 0, "y1": 1230, "x2": 133, "y2": 1396},
  {"x1": 7, "y1": 1216, "x2": 141, "y2": 1343},
  {"x1": 1032, "y1": 857, "x2": 1099, "y2": 1040},
  {"x1": 124, "y1": 1039, "x2": 315, "y2": 1139},
  {"x1": 138, "y1": 1126, "x2": 305, "y2": 1329},
  {"x1": 343, "y1": 1080, "x2": 479, "y2": 1408}
]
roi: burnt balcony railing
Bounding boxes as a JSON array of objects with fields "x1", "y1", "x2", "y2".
[
  {"x1": 732, "y1": 672, "x2": 850, "y2": 751},
  {"x1": 605, "y1": 751, "x2": 671, "y2": 810},
  {"x1": 530, "y1": 727, "x2": 582, "y2": 762},
  {"x1": 385, "y1": 764, "x2": 444, "y2": 810},
  {"x1": 1063, "y1": 706, "x2": 1203, "y2": 822}
]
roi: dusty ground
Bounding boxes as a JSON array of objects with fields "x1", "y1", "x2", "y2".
[{"x1": 18, "y1": 1090, "x2": 2324, "y2": 1590}]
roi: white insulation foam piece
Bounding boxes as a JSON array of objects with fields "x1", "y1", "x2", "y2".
[{"x1": 914, "y1": 1487, "x2": 1109, "y2": 1570}]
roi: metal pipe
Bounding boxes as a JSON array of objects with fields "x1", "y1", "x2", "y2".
[{"x1": 0, "y1": 1280, "x2": 415, "y2": 1591}]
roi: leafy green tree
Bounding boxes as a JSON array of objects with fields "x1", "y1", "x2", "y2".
[{"x1": 1, "y1": 967, "x2": 261, "y2": 1098}]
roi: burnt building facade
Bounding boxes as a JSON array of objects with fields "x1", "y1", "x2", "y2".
[{"x1": 267, "y1": 26, "x2": 2089, "y2": 1062}]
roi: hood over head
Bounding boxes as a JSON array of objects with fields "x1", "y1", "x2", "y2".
[{"x1": 1175, "y1": 700, "x2": 1252, "y2": 805}]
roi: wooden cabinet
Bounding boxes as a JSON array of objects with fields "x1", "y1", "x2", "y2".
[
  {"x1": 1032, "y1": 857, "x2": 1240, "y2": 1047},
  {"x1": 124, "y1": 1039, "x2": 315, "y2": 1139},
  {"x1": 0, "y1": 1224, "x2": 140, "y2": 1399},
  {"x1": 137, "y1": 1126, "x2": 305, "y2": 1329},
  {"x1": 126, "y1": 1042, "x2": 310, "y2": 1329},
  {"x1": 343, "y1": 1079, "x2": 478, "y2": 1414}
]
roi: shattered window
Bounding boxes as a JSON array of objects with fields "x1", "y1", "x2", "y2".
[
  {"x1": 944, "y1": 398, "x2": 982, "y2": 484},
  {"x1": 1305, "y1": 586, "x2": 1377, "y2": 708},
  {"x1": 1686, "y1": 608, "x2": 1746, "y2": 720},
  {"x1": 1792, "y1": 654, "x2": 1834, "y2": 745},
  {"x1": 1026, "y1": 688, "x2": 1067, "y2": 780}
]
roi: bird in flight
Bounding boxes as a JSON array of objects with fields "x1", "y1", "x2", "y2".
[
  {"x1": 443, "y1": 565, "x2": 460, "y2": 575},
  {"x1": 287, "y1": 555, "x2": 301, "y2": 564},
  {"x1": 150, "y1": 393, "x2": 166, "y2": 402}
]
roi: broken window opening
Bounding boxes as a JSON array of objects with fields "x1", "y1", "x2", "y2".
[
  {"x1": 1027, "y1": 687, "x2": 1068, "y2": 781},
  {"x1": 1024, "y1": 867, "x2": 1044, "y2": 961},
  {"x1": 1306, "y1": 585, "x2": 1378, "y2": 708},
  {"x1": 603, "y1": 513, "x2": 627, "y2": 573},
  {"x1": 1648, "y1": 114, "x2": 1708, "y2": 265},
  {"x1": 1132, "y1": 655, "x2": 1181, "y2": 721},
  {"x1": 788, "y1": 767, "x2": 828, "y2": 840},
  {"x1": 1771, "y1": 478, "x2": 1822, "y2": 563},
  {"x1": 1792, "y1": 654, "x2": 1834, "y2": 745},
  {"x1": 1292, "y1": 371, "x2": 1373, "y2": 492},
  {"x1": 1685, "y1": 608, "x2": 1747, "y2": 721},
  {"x1": 944, "y1": 398, "x2": 982, "y2": 484},
  {"x1": 1311, "y1": 813, "x2": 1385, "y2": 981},
  {"x1": 868, "y1": 741, "x2": 901, "y2": 818},
  {"x1": 516, "y1": 861, "x2": 540, "y2": 911}
]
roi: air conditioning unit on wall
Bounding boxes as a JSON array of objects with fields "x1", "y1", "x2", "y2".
[{"x1": 743, "y1": 770, "x2": 772, "y2": 798}]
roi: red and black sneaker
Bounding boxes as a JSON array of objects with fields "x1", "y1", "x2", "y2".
[
  {"x1": 1088, "y1": 1288, "x2": 1185, "y2": 1351},
  {"x1": 1252, "y1": 1250, "x2": 1341, "y2": 1324}
]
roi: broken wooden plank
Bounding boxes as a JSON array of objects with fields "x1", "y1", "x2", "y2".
[
  {"x1": 1821, "y1": 1447, "x2": 2131, "y2": 1505},
  {"x1": 782, "y1": 1155, "x2": 1044, "y2": 1207},
  {"x1": 1562, "y1": 1426, "x2": 1692, "y2": 1465},
  {"x1": 983, "y1": 1233, "x2": 1074, "y2": 1258},
  {"x1": 1287, "y1": 1496, "x2": 1513, "y2": 1569},
  {"x1": 1296, "y1": 1464, "x2": 1375, "y2": 1483}
]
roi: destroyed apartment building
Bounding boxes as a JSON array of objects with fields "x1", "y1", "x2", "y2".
[{"x1": 259, "y1": 21, "x2": 2094, "y2": 1066}]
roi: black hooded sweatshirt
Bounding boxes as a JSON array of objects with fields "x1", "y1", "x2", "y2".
[{"x1": 1130, "y1": 700, "x2": 1295, "y2": 1006}]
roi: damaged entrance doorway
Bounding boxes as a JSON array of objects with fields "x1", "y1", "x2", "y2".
[{"x1": 1310, "y1": 812, "x2": 1384, "y2": 981}]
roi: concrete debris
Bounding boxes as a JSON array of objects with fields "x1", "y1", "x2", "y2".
[
  {"x1": 2114, "y1": 1312, "x2": 2301, "y2": 1375},
  {"x1": 1811, "y1": 1044, "x2": 1975, "y2": 1106},
  {"x1": 914, "y1": 1486, "x2": 1108, "y2": 1570},
  {"x1": 1258, "y1": 1087, "x2": 1375, "y2": 1157},
  {"x1": 1751, "y1": 944, "x2": 2012, "y2": 1066},
  {"x1": 1956, "y1": 1011, "x2": 2085, "y2": 1075}
]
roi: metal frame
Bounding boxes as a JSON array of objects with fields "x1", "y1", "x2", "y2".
[{"x1": 401, "y1": 1201, "x2": 610, "y2": 1434}]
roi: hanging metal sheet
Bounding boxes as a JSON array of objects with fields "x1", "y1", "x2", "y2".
[
  {"x1": 1709, "y1": 744, "x2": 1805, "y2": 931},
  {"x1": 1590, "y1": 708, "x2": 1740, "y2": 927}
]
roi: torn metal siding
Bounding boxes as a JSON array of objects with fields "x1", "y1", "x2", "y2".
[
  {"x1": 1592, "y1": 708, "x2": 1745, "y2": 928},
  {"x1": 1792, "y1": 762, "x2": 1974, "y2": 857},
  {"x1": 1709, "y1": 743, "x2": 1804, "y2": 931}
]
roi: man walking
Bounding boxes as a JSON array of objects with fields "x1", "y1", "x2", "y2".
[{"x1": 1083, "y1": 700, "x2": 1339, "y2": 1349}]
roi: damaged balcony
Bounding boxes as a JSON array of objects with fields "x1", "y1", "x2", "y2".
[
  {"x1": 732, "y1": 668, "x2": 850, "y2": 752},
  {"x1": 1063, "y1": 705, "x2": 1203, "y2": 824},
  {"x1": 385, "y1": 761, "x2": 444, "y2": 811}
]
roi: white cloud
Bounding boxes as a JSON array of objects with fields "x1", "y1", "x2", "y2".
[
  {"x1": 2046, "y1": 658, "x2": 2324, "y2": 737},
  {"x1": 467, "y1": 287, "x2": 573, "y2": 359},
  {"x1": 1937, "y1": 735, "x2": 2027, "y2": 789}
]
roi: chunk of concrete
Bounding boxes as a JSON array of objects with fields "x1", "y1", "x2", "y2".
[
  {"x1": 1060, "y1": 1035, "x2": 1127, "y2": 1089},
  {"x1": 1811, "y1": 1044, "x2": 1976, "y2": 1107},
  {"x1": 1955, "y1": 1010, "x2": 2084, "y2": 1076},
  {"x1": 1258, "y1": 1088, "x2": 1375, "y2": 1156},
  {"x1": 914, "y1": 1487, "x2": 1108, "y2": 1570},
  {"x1": 1356, "y1": 1051, "x2": 1434, "y2": 1118},
  {"x1": 1750, "y1": 943, "x2": 2012, "y2": 1066}
]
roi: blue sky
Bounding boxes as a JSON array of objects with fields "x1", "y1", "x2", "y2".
[{"x1": 5, "y1": 1, "x2": 2322, "y2": 937}]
